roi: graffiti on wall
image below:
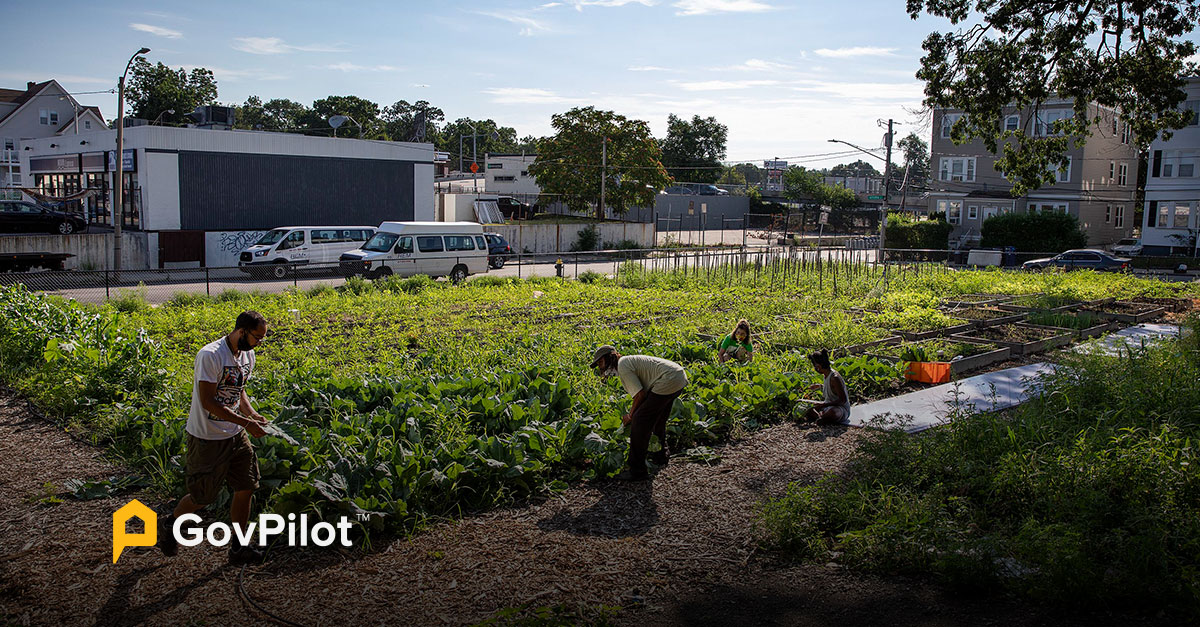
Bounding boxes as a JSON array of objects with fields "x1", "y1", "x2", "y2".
[{"x1": 205, "y1": 231, "x2": 267, "y2": 268}]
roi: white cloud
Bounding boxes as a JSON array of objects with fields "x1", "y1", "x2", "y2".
[
  {"x1": 539, "y1": 2, "x2": 563, "y2": 7},
  {"x1": 181, "y1": 65, "x2": 288, "y2": 82},
  {"x1": 792, "y1": 79, "x2": 923, "y2": 102},
  {"x1": 319, "y1": 62, "x2": 402, "y2": 72},
  {"x1": 413, "y1": 83, "x2": 430, "y2": 88},
  {"x1": 628, "y1": 65, "x2": 671, "y2": 71},
  {"x1": 232, "y1": 37, "x2": 348, "y2": 55},
  {"x1": 673, "y1": 0, "x2": 774, "y2": 16},
  {"x1": 129, "y1": 23, "x2": 182, "y2": 39},
  {"x1": 676, "y1": 79, "x2": 780, "y2": 91},
  {"x1": 482, "y1": 87, "x2": 583, "y2": 104},
  {"x1": 478, "y1": 12, "x2": 551, "y2": 36},
  {"x1": 712, "y1": 58, "x2": 792, "y2": 72},
  {"x1": 813, "y1": 46, "x2": 898, "y2": 58},
  {"x1": 568, "y1": 0, "x2": 655, "y2": 9}
]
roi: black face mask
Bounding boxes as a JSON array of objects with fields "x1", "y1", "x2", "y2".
[{"x1": 237, "y1": 333, "x2": 253, "y2": 352}]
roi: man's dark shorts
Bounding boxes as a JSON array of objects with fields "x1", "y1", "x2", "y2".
[{"x1": 185, "y1": 431, "x2": 260, "y2": 505}]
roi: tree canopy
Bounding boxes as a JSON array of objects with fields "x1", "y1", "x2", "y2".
[
  {"x1": 828, "y1": 160, "x2": 881, "y2": 177},
  {"x1": 910, "y1": 0, "x2": 1200, "y2": 194},
  {"x1": 529, "y1": 107, "x2": 670, "y2": 219},
  {"x1": 658, "y1": 114, "x2": 728, "y2": 184},
  {"x1": 783, "y1": 166, "x2": 859, "y2": 209},
  {"x1": 125, "y1": 60, "x2": 218, "y2": 125},
  {"x1": 896, "y1": 132, "x2": 930, "y2": 193}
]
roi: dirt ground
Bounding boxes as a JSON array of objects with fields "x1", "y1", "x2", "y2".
[{"x1": 0, "y1": 388, "x2": 1173, "y2": 626}]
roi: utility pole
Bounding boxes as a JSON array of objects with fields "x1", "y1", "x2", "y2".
[
  {"x1": 879, "y1": 118, "x2": 894, "y2": 258},
  {"x1": 599, "y1": 136, "x2": 607, "y2": 221}
]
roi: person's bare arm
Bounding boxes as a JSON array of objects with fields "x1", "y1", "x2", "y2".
[
  {"x1": 818, "y1": 377, "x2": 847, "y2": 410},
  {"x1": 239, "y1": 390, "x2": 267, "y2": 422},
  {"x1": 199, "y1": 381, "x2": 265, "y2": 437},
  {"x1": 623, "y1": 389, "x2": 647, "y2": 425}
]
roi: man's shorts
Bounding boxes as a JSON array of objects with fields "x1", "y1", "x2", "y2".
[
  {"x1": 818, "y1": 405, "x2": 850, "y2": 425},
  {"x1": 185, "y1": 431, "x2": 260, "y2": 505}
]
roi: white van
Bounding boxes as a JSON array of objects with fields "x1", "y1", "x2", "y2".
[
  {"x1": 239, "y1": 226, "x2": 377, "y2": 278},
  {"x1": 339, "y1": 221, "x2": 488, "y2": 283}
]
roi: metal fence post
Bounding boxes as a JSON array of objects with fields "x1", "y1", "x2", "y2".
[
  {"x1": 104, "y1": 269, "x2": 110, "y2": 301},
  {"x1": 205, "y1": 266, "x2": 210, "y2": 297},
  {"x1": 293, "y1": 264, "x2": 298, "y2": 287}
]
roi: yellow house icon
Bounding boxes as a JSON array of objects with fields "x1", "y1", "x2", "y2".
[{"x1": 113, "y1": 499, "x2": 157, "y2": 563}]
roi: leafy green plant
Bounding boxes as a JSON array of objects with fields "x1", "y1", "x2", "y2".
[{"x1": 569, "y1": 225, "x2": 600, "y2": 252}]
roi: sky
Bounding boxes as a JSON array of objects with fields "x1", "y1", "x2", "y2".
[{"x1": 6, "y1": 0, "x2": 1187, "y2": 170}]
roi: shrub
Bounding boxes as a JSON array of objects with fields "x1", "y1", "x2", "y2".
[
  {"x1": 577, "y1": 271, "x2": 607, "y2": 284},
  {"x1": 215, "y1": 288, "x2": 247, "y2": 302},
  {"x1": 470, "y1": 275, "x2": 516, "y2": 288},
  {"x1": 885, "y1": 214, "x2": 952, "y2": 250},
  {"x1": 569, "y1": 225, "x2": 600, "y2": 252},
  {"x1": 165, "y1": 291, "x2": 213, "y2": 308},
  {"x1": 305, "y1": 284, "x2": 336, "y2": 298},
  {"x1": 111, "y1": 284, "x2": 151, "y2": 313},
  {"x1": 338, "y1": 276, "x2": 373, "y2": 296},
  {"x1": 981, "y1": 212, "x2": 1088, "y2": 252}
]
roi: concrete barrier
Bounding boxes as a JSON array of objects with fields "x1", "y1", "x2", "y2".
[{"x1": 0, "y1": 232, "x2": 150, "y2": 270}]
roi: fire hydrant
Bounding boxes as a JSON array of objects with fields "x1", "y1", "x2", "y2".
[{"x1": 555, "y1": 257, "x2": 564, "y2": 278}]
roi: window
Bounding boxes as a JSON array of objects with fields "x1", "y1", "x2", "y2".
[
  {"x1": 938, "y1": 200, "x2": 963, "y2": 224},
  {"x1": 1115, "y1": 205, "x2": 1124, "y2": 228},
  {"x1": 1034, "y1": 109, "x2": 1071, "y2": 136},
  {"x1": 39, "y1": 109, "x2": 49, "y2": 125},
  {"x1": 520, "y1": 170, "x2": 529, "y2": 177},
  {"x1": 474, "y1": 235, "x2": 486, "y2": 249},
  {"x1": 1185, "y1": 100, "x2": 1200, "y2": 126},
  {"x1": 10, "y1": 173, "x2": 20, "y2": 185},
  {"x1": 494, "y1": 175, "x2": 516, "y2": 182},
  {"x1": 1108, "y1": 161, "x2": 1114, "y2": 182},
  {"x1": 1160, "y1": 150, "x2": 1198, "y2": 178},
  {"x1": 351, "y1": 229, "x2": 371, "y2": 241},
  {"x1": 417, "y1": 236, "x2": 444, "y2": 252},
  {"x1": 444, "y1": 235, "x2": 475, "y2": 251},
  {"x1": 1175, "y1": 203, "x2": 1191, "y2": 229},
  {"x1": 941, "y1": 112, "x2": 964, "y2": 138},
  {"x1": 312, "y1": 230, "x2": 340, "y2": 243},
  {"x1": 395, "y1": 236, "x2": 413, "y2": 254},
  {"x1": 1105, "y1": 205, "x2": 1111, "y2": 223},
  {"x1": 967, "y1": 205, "x2": 978, "y2": 220},
  {"x1": 1029, "y1": 202, "x2": 1068, "y2": 214},
  {"x1": 1056, "y1": 157, "x2": 1072, "y2": 183},
  {"x1": 49, "y1": 111, "x2": 58, "y2": 124},
  {"x1": 84, "y1": 120, "x2": 91, "y2": 130},
  {"x1": 939, "y1": 157, "x2": 976, "y2": 182},
  {"x1": 278, "y1": 230, "x2": 305, "y2": 250},
  {"x1": 1004, "y1": 115, "x2": 1019, "y2": 132},
  {"x1": 1117, "y1": 163, "x2": 1128, "y2": 186}
]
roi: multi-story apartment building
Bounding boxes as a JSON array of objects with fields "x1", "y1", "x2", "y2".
[
  {"x1": 1141, "y1": 76, "x2": 1200, "y2": 256},
  {"x1": 1, "y1": 80, "x2": 106, "y2": 200},
  {"x1": 928, "y1": 101, "x2": 1139, "y2": 247}
]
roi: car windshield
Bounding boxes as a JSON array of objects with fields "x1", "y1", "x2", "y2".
[
  {"x1": 1117, "y1": 239, "x2": 1137, "y2": 245},
  {"x1": 362, "y1": 232, "x2": 398, "y2": 252},
  {"x1": 255, "y1": 229, "x2": 289, "y2": 246}
]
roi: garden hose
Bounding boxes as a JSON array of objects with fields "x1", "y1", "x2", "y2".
[{"x1": 237, "y1": 558, "x2": 306, "y2": 627}]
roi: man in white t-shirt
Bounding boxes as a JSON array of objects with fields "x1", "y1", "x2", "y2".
[
  {"x1": 157, "y1": 310, "x2": 271, "y2": 565},
  {"x1": 591, "y1": 345, "x2": 688, "y2": 480}
]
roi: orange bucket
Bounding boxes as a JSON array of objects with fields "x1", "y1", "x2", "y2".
[{"x1": 904, "y1": 361, "x2": 951, "y2": 384}]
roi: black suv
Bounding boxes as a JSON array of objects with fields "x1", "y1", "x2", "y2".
[
  {"x1": 496, "y1": 197, "x2": 535, "y2": 220},
  {"x1": 485, "y1": 233, "x2": 513, "y2": 269},
  {"x1": 0, "y1": 200, "x2": 88, "y2": 235}
]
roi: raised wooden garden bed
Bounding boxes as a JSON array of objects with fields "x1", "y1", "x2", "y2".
[
  {"x1": 1078, "y1": 300, "x2": 1166, "y2": 324},
  {"x1": 892, "y1": 320, "x2": 973, "y2": 342},
  {"x1": 871, "y1": 338, "x2": 1011, "y2": 383},
  {"x1": 1024, "y1": 310, "x2": 1117, "y2": 340},
  {"x1": 941, "y1": 306, "x2": 1028, "y2": 329},
  {"x1": 952, "y1": 322, "x2": 1074, "y2": 356},
  {"x1": 1129, "y1": 296, "x2": 1192, "y2": 313},
  {"x1": 838, "y1": 335, "x2": 902, "y2": 356},
  {"x1": 940, "y1": 294, "x2": 1015, "y2": 308}
]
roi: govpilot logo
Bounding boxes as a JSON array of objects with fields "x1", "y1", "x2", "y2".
[{"x1": 113, "y1": 498, "x2": 354, "y2": 563}]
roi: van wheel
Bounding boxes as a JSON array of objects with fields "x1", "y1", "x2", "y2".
[
  {"x1": 271, "y1": 263, "x2": 289, "y2": 279},
  {"x1": 373, "y1": 266, "x2": 393, "y2": 279},
  {"x1": 450, "y1": 265, "x2": 468, "y2": 284}
]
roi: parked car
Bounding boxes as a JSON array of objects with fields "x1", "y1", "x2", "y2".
[
  {"x1": 239, "y1": 225, "x2": 376, "y2": 278},
  {"x1": 662, "y1": 186, "x2": 694, "y2": 195},
  {"x1": 695, "y1": 184, "x2": 730, "y2": 196},
  {"x1": 1022, "y1": 249, "x2": 1132, "y2": 272},
  {"x1": 339, "y1": 221, "x2": 488, "y2": 282},
  {"x1": 496, "y1": 197, "x2": 535, "y2": 220},
  {"x1": 484, "y1": 232, "x2": 513, "y2": 269},
  {"x1": 0, "y1": 200, "x2": 88, "y2": 235},
  {"x1": 1111, "y1": 237, "x2": 1143, "y2": 256}
]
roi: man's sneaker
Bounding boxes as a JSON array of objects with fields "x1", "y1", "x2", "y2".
[
  {"x1": 228, "y1": 544, "x2": 264, "y2": 565},
  {"x1": 156, "y1": 514, "x2": 178, "y2": 557},
  {"x1": 650, "y1": 451, "x2": 669, "y2": 466}
]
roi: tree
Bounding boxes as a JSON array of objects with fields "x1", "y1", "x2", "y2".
[
  {"x1": 381, "y1": 100, "x2": 445, "y2": 143},
  {"x1": 658, "y1": 114, "x2": 728, "y2": 184},
  {"x1": 529, "y1": 107, "x2": 671, "y2": 219},
  {"x1": 262, "y1": 98, "x2": 308, "y2": 132},
  {"x1": 732, "y1": 163, "x2": 764, "y2": 186},
  {"x1": 783, "y1": 166, "x2": 860, "y2": 232},
  {"x1": 124, "y1": 59, "x2": 218, "y2": 125},
  {"x1": 828, "y1": 160, "x2": 880, "y2": 177},
  {"x1": 299, "y1": 95, "x2": 381, "y2": 138},
  {"x1": 897, "y1": 132, "x2": 930, "y2": 193},
  {"x1": 717, "y1": 165, "x2": 747, "y2": 186},
  {"x1": 439, "y1": 118, "x2": 519, "y2": 168},
  {"x1": 909, "y1": 0, "x2": 1200, "y2": 194},
  {"x1": 234, "y1": 95, "x2": 266, "y2": 130}
]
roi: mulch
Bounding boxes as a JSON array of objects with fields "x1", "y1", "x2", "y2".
[{"x1": 0, "y1": 386, "x2": 1175, "y2": 626}]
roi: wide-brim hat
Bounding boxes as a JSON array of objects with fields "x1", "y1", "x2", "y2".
[{"x1": 591, "y1": 345, "x2": 616, "y2": 368}]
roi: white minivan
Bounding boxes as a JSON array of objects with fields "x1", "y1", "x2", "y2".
[
  {"x1": 339, "y1": 221, "x2": 489, "y2": 283},
  {"x1": 239, "y1": 226, "x2": 377, "y2": 278}
]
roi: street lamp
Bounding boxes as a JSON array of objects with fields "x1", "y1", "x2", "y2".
[
  {"x1": 151, "y1": 108, "x2": 175, "y2": 126},
  {"x1": 114, "y1": 46, "x2": 150, "y2": 274},
  {"x1": 829, "y1": 129, "x2": 893, "y2": 256},
  {"x1": 58, "y1": 95, "x2": 80, "y2": 135}
]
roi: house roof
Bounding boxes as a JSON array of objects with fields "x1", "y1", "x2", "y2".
[
  {"x1": 0, "y1": 88, "x2": 27, "y2": 103},
  {"x1": 0, "y1": 80, "x2": 54, "y2": 126},
  {"x1": 965, "y1": 189, "x2": 1018, "y2": 199}
]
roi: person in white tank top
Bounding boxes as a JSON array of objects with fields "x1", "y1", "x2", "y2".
[{"x1": 802, "y1": 348, "x2": 852, "y2": 425}]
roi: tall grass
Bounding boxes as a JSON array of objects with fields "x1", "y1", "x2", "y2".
[{"x1": 761, "y1": 318, "x2": 1200, "y2": 615}]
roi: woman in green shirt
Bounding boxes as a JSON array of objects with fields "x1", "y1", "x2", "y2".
[{"x1": 718, "y1": 319, "x2": 754, "y2": 364}]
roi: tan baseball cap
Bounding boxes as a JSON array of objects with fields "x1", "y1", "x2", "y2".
[{"x1": 591, "y1": 345, "x2": 616, "y2": 368}]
